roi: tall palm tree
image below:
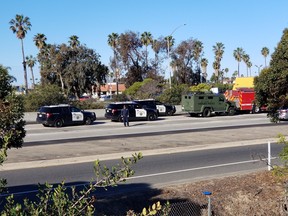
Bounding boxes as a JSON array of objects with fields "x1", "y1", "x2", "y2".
[
  {"x1": 108, "y1": 33, "x2": 120, "y2": 94},
  {"x1": 200, "y1": 58, "x2": 208, "y2": 82},
  {"x1": 193, "y1": 40, "x2": 204, "y2": 68},
  {"x1": 165, "y1": 35, "x2": 175, "y2": 55},
  {"x1": 261, "y1": 47, "x2": 269, "y2": 68},
  {"x1": 25, "y1": 55, "x2": 37, "y2": 88},
  {"x1": 33, "y1": 33, "x2": 47, "y2": 50},
  {"x1": 9, "y1": 14, "x2": 32, "y2": 93},
  {"x1": 141, "y1": 32, "x2": 153, "y2": 68},
  {"x1": 69, "y1": 35, "x2": 80, "y2": 48},
  {"x1": 242, "y1": 53, "x2": 250, "y2": 77},
  {"x1": 233, "y1": 47, "x2": 244, "y2": 77},
  {"x1": 212, "y1": 42, "x2": 225, "y2": 81}
]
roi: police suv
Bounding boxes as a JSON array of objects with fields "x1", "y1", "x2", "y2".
[
  {"x1": 133, "y1": 99, "x2": 176, "y2": 116},
  {"x1": 36, "y1": 104, "x2": 96, "y2": 127},
  {"x1": 105, "y1": 101, "x2": 158, "y2": 122}
]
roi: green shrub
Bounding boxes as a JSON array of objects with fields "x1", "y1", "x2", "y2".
[{"x1": 24, "y1": 84, "x2": 67, "y2": 111}]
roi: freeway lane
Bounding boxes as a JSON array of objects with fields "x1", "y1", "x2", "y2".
[
  {"x1": 24, "y1": 113, "x2": 272, "y2": 143},
  {"x1": 1, "y1": 143, "x2": 283, "y2": 198}
]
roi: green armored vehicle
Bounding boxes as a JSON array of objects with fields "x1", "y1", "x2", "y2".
[{"x1": 181, "y1": 92, "x2": 236, "y2": 117}]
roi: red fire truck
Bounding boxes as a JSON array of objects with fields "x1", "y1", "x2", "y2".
[{"x1": 224, "y1": 88, "x2": 265, "y2": 113}]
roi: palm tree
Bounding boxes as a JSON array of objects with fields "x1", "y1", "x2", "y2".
[
  {"x1": 9, "y1": 14, "x2": 32, "y2": 93},
  {"x1": 141, "y1": 32, "x2": 153, "y2": 68},
  {"x1": 247, "y1": 61, "x2": 252, "y2": 76},
  {"x1": 108, "y1": 33, "x2": 120, "y2": 95},
  {"x1": 233, "y1": 47, "x2": 244, "y2": 77},
  {"x1": 165, "y1": 35, "x2": 175, "y2": 55},
  {"x1": 33, "y1": 33, "x2": 47, "y2": 50},
  {"x1": 200, "y1": 58, "x2": 208, "y2": 82},
  {"x1": 25, "y1": 55, "x2": 37, "y2": 88},
  {"x1": 261, "y1": 47, "x2": 269, "y2": 68},
  {"x1": 69, "y1": 35, "x2": 80, "y2": 48},
  {"x1": 212, "y1": 42, "x2": 225, "y2": 81},
  {"x1": 242, "y1": 53, "x2": 250, "y2": 77},
  {"x1": 193, "y1": 40, "x2": 204, "y2": 68}
]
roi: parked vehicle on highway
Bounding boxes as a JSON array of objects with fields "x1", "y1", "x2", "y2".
[
  {"x1": 133, "y1": 99, "x2": 176, "y2": 116},
  {"x1": 105, "y1": 101, "x2": 158, "y2": 122},
  {"x1": 181, "y1": 92, "x2": 236, "y2": 117},
  {"x1": 36, "y1": 104, "x2": 96, "y2": 127},
  {"x1": 278, "y1": 106, "x2": 288, "y2": 120}
]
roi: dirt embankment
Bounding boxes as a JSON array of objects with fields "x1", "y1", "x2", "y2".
[{"x1": 96, "y1": 171, "x2": 288, "y2": 215}]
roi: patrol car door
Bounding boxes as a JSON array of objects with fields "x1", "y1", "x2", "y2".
[
  {"x1": 127, "y1": 105, "x2": 135, "y2": 120},
  {"x1": 134, "y1": 104, "x2": 147, "y2": 119},
  {"x1": 70, "y1": 106, "x2": 84, "y2": 123},
  {"x1": 60, "y1": 107, "x2": 72, "y2": 124},
  {"x1": 155, "y1": 101, "x2": 166, "y2": 114}
]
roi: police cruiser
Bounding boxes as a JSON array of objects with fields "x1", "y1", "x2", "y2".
[{"x1": 105, "y1": 101, "x2": 158, "y2": 122}]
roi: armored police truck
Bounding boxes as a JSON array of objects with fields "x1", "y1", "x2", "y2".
[{"x1": 181, "y1": 92, "x2": 236, "y2": 117}]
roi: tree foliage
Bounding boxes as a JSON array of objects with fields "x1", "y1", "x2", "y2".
[
  {"x1": 110, "y1": 31, "x2": 166, "y2": 88},
  {"x1": 36, "y1": 37, "x2": 108, "y2": 98},
  {"x1": 157, "y1": 84, "x2": 190, "y2": 105},
  {"x1": 0, "y1": 65, "x2": 26, "y2": 156},
  {"x1": 171, "y1": 38, "x2": 204, "y2": 85},
  {"x1": 254, "y1": 28, "x2": 288, "y2": 119},
  {"x1": 0, "y1": 64, "x2": 26, "y2": 194},
  {"x1": 125, "y1": 78, "x2": 161, "y2": 99}
]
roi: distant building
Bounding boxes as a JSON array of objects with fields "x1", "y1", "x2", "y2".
[{"x1": 100, "y1": 83, "x2": 126, "y2": 95}]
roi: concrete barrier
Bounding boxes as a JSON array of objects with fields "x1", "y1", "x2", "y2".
[{"x1": 25, "y1": 105, "x2": 183, "y2": 124}]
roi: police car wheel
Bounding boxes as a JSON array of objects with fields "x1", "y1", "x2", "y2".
[
  {"x1": 84, "y1": 117, "x2": 92, "y2": 125},
  {"x1": 54, "y1": 119, "x2": 63, "y2": 127},
  {"x1": 118, "y1": 116, "x2": 123, "y2": 122},
  {"x1": 147, "y1": 113, "x2": 156, "y2": 121},
  {"x1": 166, "y1": 110, "x2": 173, "y2": 116}
]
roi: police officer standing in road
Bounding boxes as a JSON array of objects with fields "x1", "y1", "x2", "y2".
[{"x1": 121, "y1": 105, "x2": 129, "y2": 127}]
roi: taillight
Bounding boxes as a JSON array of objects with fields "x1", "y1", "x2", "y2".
[
  {"x1": 112, "y1": 109, "x2": 117, "y2": 114},
  {"x1": 46, "y1": 113, "x2": 53, "y2": 118}
]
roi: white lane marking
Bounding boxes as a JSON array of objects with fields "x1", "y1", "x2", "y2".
[{"x1": 127, "y1": 157, "x2": 277, "y2": 180}]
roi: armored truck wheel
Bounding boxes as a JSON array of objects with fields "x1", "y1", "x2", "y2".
[
  {"x1": 202, "y1": 108, "x2": 211, "y2": 117},
  {"x1": 228, "y1": 107, "x2": 236, "y2": 116}
]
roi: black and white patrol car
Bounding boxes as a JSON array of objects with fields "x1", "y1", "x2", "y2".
[
  {"x1": 36, "y1": 104, "x2": 96, "y2": 127},
  {"x1": 133, "y1": 99, "x2": 176, "y2": 116},
  {"x1": 104, "y1": 101, "x2": 158, "y2": 122}
]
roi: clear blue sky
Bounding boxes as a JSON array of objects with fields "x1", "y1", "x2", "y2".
[{"x1": 1, "y1": 0, "x2": 288, "y2": 86}]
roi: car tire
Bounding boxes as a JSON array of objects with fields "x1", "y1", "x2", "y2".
[
  {"x1": 228, "y1": 107, "x2": 236, "y2": 116},
  {"x1": 147, "y1": 113, "x2": 156, "y2": 121},
  {"x1": 202, "y1": 108, "x2": 211, "y2": 117},
  {"x1": 54, "y1": 119, "x2": 63, "y2": 127},
  {"x1": 166, "y1": 110, "x2": 173, "y2": 116},
  {"x1": 84, "y1": 117, "x2": 92, "y2": 125}
]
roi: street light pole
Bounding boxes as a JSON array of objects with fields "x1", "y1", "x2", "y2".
[
  {"x1": 255, "y1": 64, "x2": 263, "y2": 75},
  {"x1": 167, "y1": 24, "x2": 186, "y2": 89}
]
